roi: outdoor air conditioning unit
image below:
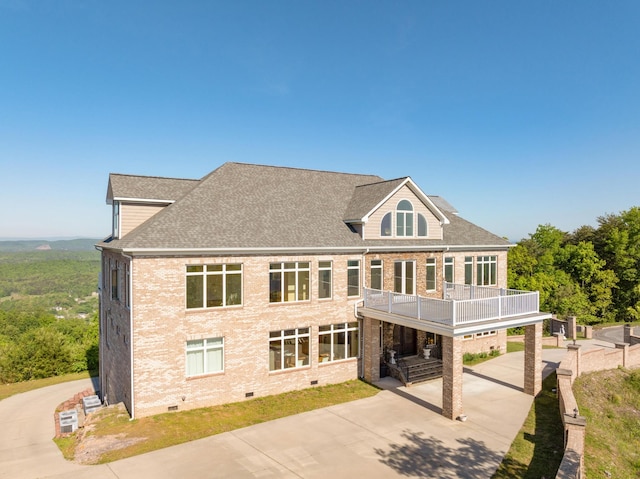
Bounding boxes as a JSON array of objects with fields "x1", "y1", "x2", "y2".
[
  {"x1": 59, "y1": 409, "x2": 78, "y2": 434},
  {"x1": 82, "y1": 395, "x2": 102, "y2": 415}
]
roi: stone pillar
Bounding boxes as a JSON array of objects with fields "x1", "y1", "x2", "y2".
[
  {"x1": 567, "y1": 316, "x2": 577, "y2": 340},
  {"x1": 615, "y1": 342, "x2": 629, "y2": 368},
  {"x1": 362, "y1": 317, "x2": 381, "y2": 383},
  {"x1": 624, "y1": 324, "x2": 632, "y2": 343},
  {"x1": 524, "y1": 322, "x2": 542, "y2": 396},
  {"x1": 584, "y1": 325, "x2": 593, "y2": 339},
  {"x1": 442, "y1": 335, "x2": 463, "y2": 420},
  {"x1": 567, "y1": 343, "x2": 581, "y2": 380}
]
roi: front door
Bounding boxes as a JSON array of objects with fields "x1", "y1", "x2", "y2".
[{"x1": 393, "y1": 325, "x2": 417, "y2": 357}]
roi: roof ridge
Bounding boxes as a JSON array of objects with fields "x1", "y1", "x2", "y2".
[
  {"x1": 222, "y1": 161, "x2": 381, "y2": 179},
  {"x1": 109, "y1": 172, "x2": 199, "y2": 182}
]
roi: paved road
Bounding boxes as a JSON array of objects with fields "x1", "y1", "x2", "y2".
[
  {"x1": 593, "y1": 325, "x2": 624, "y2": 344},
  {"x1": 0, "y1": 343, "x2": 607, "y2": 479}
]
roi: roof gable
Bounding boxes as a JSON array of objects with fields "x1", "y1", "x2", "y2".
[
  {"x1": 345, "y1": 177, "x2": 449, "y2": 226},
  {"x1": 107, "y1": 173, "x2": 200, "y2": 205}
]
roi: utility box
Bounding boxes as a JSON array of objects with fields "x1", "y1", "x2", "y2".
[
  {"x1": 82, "y1": 395, "x2": 102, "y2": 415},
  {"x1": 59, "y1": 409, "x2": 78, "y2": 434}
]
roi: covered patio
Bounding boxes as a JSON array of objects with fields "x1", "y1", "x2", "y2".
[{"x1": 359, "y1": 283, "x2": 551, "y2": 420}]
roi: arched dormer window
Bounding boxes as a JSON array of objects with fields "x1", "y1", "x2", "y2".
[
  {"x1": 381, "y1": 212, "x2": 392, "y2": 236},
  {"x1": 396, "y1": 200, "x2": 413, "y2": 237},
  {"x1": 417, "y1": 213, "x2": 427, "y2": 237}
]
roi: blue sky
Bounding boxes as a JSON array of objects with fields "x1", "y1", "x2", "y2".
[{"x1": 1, "y1": 1, "x2": 639, "y2": 242}]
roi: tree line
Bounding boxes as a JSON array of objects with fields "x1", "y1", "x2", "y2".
[
  {"x1": 0, "y1": 251, "x2": 99, "y2": 383},
  {"x1": 508, "y1": 206, "x2": 640, "y2": 324}
]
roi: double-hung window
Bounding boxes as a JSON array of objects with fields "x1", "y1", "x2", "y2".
[
  {"x1": 269, "y1": 328, "x2": 310, "y2": 371},
  {"x1": 111, "y1": 263, "x2": 119, "y2": 301},
  {"x1": 318, "y1": 261, "x2": 332, "y2": 299},
  {"x1": 444, "y1": 257, "x2": 454, "y2": 283},
  {"x1": 370, "y1": 259, "x2": 383, "y2": 290},
  {"x1": 269, "y1": 262, "x2": 310, "y2": 303},
  {"x1": 464, "y1": 256, "x2": 473, "y2": 285},
  {"x1": 318, "y1": 322, "x2": 359, "y2": 362},
  {"x1": 426, "y1": 258, "x2": 437, "y2": 291},
  {"x1": 186, "y1": 337, "x2": 224, "y2": 376},
  {"x1": 477, "y1": 256, "x2": 497, "y2": 286},
  {"x1": 186, "y1": 264, "x2": 243, "y2": 309},
  {"x1": 347, "y1": 260, "x2": 361, "y2": 297}
]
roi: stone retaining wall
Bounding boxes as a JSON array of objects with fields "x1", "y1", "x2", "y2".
[
  {"x1": 554, "y1": 333, "x2": 640, "y2": 479},
  {"x1": 54, "y1": 387, "x2": 96, "y2": 438}
]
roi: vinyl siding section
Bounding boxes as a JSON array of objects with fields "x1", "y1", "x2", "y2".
[
  {"x1": 121, "y1": 203, "x2": 167, "y2": 237},
  {"x1": 364, "y1": 185, "x2": 443, "y2": 240}
]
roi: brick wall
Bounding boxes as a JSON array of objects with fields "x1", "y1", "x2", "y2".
[{"x1": 126, "y1": 253, "x2": 364, "y2": 418}]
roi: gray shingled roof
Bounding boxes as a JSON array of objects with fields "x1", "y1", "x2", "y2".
[
  {"x1": 107, "y1": 173, "x2": 200, "y2": 204},
  {"x1": 343, "y1": 178, "x2": 406, "y2": 221},
  {"x1": 99, "y1": 162, "x2": 511, "y2": 252}
]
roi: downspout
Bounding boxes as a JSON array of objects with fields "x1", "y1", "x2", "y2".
[
  {"x1": 123, "y1": 252, "x2": 135, "y2": 420},
  {"x1": 95, "y1": 246, "x2": 105, "y2": 405},
  {"x1": 357, "y1": 248, "x2": 369, "y2": 379}
]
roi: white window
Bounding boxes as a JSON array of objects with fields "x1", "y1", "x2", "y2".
[
  {"x1": 477, "y1": 256, "x2": 497, "y2": 286},
  {"x1": 347, "y1": 260, "x2": 361, "y2": 297},
  {"x1": 396, "y1": 200, "x2": 414, "y2": 237},
  {"x1": 426, "y1": 258, "x2": 437, "y2": 291},
  {"x1": 370, "y1": 259, "x2": 383, "y2": 290},
  {"x1": 186, "y1": 264, "x2": 243, "y2": 309},
  {"x1": 186, "y1": 337, "x2": 224, "y2": 376},
  {"x1": 269, "y1": 262, "x2": 310, "y2": 303},
  {"x1": 381, "y1": 212, "x2": 392, "y2": 237},
  {"x1": 318, "y1": 322, "x2": 359, "y2": 362},
  {"x1": 111, "y1": 262, "x2": 119, "y2": 301},
  {"x1": 269, "y1": 328, "x2": 310, "y2": 371},
  {"x1": 464, "y1": 256, "x2": 473, "y2": 285},
  {"x1": 113, "y1": 201, "x2": 120, "y2": 239},
  {"x1": 394, "y1": 260, "x2": 415, "y2": 295},
  {"x1": 318, "y1": 261, "x2": 332, "y2": 299},
  {"x1": 444, "y1": 257, "x2": 454, "y2": 283}
]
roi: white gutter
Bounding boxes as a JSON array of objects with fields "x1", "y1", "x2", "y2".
[{"x1": 101, "y1": 243, "x2": 513, "y2": 257}]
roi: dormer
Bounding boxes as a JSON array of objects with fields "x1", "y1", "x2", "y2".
[
  {"x1": 106, "y1": 173, "x2": 199, "y2": 240},
  {"x1": 344, "y1": 177, "x2": 449, "y2": 241}
]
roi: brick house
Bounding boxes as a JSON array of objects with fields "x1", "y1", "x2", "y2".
[{"x1": 97, "y1": 162, "x2": 548, "y2": 420}]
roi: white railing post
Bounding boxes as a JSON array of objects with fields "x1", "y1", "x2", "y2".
[
  {"x1": 452, "y1": 300, "x2": 457, "y2": 326},
  {"x1": 388, "y1": 291, "x2": 392, "y2": 314},
  {"x1": 417, "y1": 294, "x2": 421, "y2": 319}
]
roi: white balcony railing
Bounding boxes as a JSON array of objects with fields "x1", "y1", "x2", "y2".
[{"x1": 363, "y1": 283, "x2": 540, "y2": 327}]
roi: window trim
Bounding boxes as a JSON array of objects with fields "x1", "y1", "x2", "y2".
[
  {"x1": 186, "y1": 263, "x2": 243, "y2": 309},
  {"x1": 394, "y1": 260, "x2": 416, "y2": 295},
  {"x1": 318, "y1": 261, "x2": 332, "y2": 300},
  {"x1": 185, "y1": 337, "x2": 224, "y2": 377},
  {"x1": 395, "y1": 200, "x2": 414, "y2": 237},
  {"x1": 426, "y1": 258, "x2": 437, "y2": 292},
  {"x1": 269, "y1": 262, "x2": 311, "y2": 303},
  {"x1": 318, "y1": 322, "x2": 359, "y2": 363},
  {"x1": 269, "y1": 327, "x2": 310, "y2": 371},
  {"x1": 476, "y1": 255, "x2": 497, "y2": 286},
  {"x1": 347, "y1": 260, "x2": 361, "y2": 297},
  {"x1": 444, "y1": 257, "x2": 454, "y2": 284},
  {"x1": 370, "y1": 259, "x2": 383, "y2": 291}
]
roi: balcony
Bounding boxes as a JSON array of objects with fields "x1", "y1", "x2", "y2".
[{"x1": 360, "y1": 283, "x2": 549, "y2": 336}]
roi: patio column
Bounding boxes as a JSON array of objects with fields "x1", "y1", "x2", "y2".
[
  {"x1": 524, "y1": 322, "x2": 542, "y2": 396},
  {"x1": 442, "y1": 335, "x2": 463, "y2": 420},
  {"x1": 362, "y1": 317, "x2": 381, "y2": 383}
]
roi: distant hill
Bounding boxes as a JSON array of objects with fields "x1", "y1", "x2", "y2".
[{"x1": 0, "y1": 238, "x2": 101, "y2": 252}]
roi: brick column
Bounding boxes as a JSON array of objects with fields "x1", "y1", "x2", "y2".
[
  {"x1": 567, "y1": 316, "x2": 577, "y2": 340},
  {"x1": 524, "y1": 322, "x2": 542, "y2": 396},
  {"x1": 615, "y1": 343, "x2": 629, "y2": 368},
  {"x1": 362, "y1": 317, "x2": 381, "y2": 383},
  {"x1": 567, "y1": 343, "x2": 581, "y2": 379},
  {"x1": 442, "y1": 335, "x2": 463, "y2": 420}
]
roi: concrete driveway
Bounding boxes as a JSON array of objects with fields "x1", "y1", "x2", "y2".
[{"x1": 2, "y1": 344, "x2": 605, "y2": 479}]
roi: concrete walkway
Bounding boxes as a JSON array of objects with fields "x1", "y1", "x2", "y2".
[{"x1": 0, "y1": 340, "x2": 611, "y2": 479}]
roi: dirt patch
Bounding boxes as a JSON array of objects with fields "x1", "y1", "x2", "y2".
[{"x1": 72, "y1": 402, "x2": 145, "y2": 465}]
